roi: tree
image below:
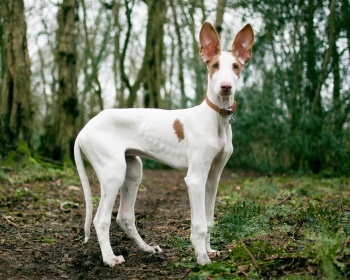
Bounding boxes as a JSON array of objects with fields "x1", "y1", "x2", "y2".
[
  {"x1": 80, "y1": 0, "x2": 111, "y2": 121},
  {"x1": 214, "y1": 0, "x2": 227, "y2": 36},
  {"x1": 169, "y1": 0, "x2": 186, "y2": 108},
  {"x1": 52, "y1": 0, "x2": 79, "y2": 162},
  {"x1": 118, "y1": 0, "x2": 146, "y2": 108},
  {"x1": 142, "y1": 0, "x2": 166, "y2": 108},
  {"x1": 0, "y1": 0, "x2": 32, "y2": 154},
  {"x1": 231, "y1": 0, "x2": 350, "y2": 174},
  {"x1": 180, "y1": 1, "x2": 207, "y2": 104},
  {"x1": 118, "y1": 0, "x2": 166, "y2": 108}
]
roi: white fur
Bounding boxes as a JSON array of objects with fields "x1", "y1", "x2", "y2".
[{"x1": 74, "y1": 22, "x2": 254, "y2": 267}]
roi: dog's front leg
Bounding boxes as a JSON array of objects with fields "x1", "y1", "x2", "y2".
[
  {"x1": 185, "y1": 161, "x2": 213, "y2": 266},
  {"x1": 205, "y1": 174, "x2": 221, "y2": 255},
  {"x1": 205, "y1": 149, "x2": 232, "y2": 255}
]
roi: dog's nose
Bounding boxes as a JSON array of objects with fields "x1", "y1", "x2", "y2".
[{"x1": 220, "y1": 82, "x2": 232, "y2": 92}]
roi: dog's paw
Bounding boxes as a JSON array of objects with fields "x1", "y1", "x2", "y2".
[
  {"x1": 103, "y1": 254, "x2": 125, "y2": 267},
  {"x1": 196, "y1": 253, "x2": 211, "y2": 266},
  {"x1": 142, "y1": 244, "x2": 163, "y2": 254},
  {"x1": 207, "y1": 248, "x2": 220, "y2": 257}
]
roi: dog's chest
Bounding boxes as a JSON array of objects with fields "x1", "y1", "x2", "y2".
[{"x1": 215, "y1": 125, "x2": 233, "y2": 154}]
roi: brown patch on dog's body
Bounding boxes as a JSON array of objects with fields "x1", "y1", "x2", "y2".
[{"x1": 173, "y1": 119, "x2": 185, "y2": 142}]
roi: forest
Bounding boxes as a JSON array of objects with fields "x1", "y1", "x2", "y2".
[
  {"x1": 0, "y1": 0, "x2": 350, "y2": 174},
  {"x1": 0, "y1": 0, "x2": 349, "y2": 175},
  {"x1": 1, "y1": 1, "x2": 350, "y2": 279}
]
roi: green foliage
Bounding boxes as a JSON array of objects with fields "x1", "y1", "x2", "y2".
[
  {"x1": 31, "y1": 236, "x2": 56, "y2": 243},
  {"x1": 16, "y1": 140, "x2": 31, "y2": 156},
  {"x1": 182, "y1": 174, "x2": 350, "y2": 279},
  {"x1": 0, "y1": 151, "x2": 78, "y2": 185},
  {"x1": 231, "y1": 81, "x2": 350, "y2": 175},
  {"x1": 228, "y1": 0, "x2": 350, "y2": 175},
  {"x1": 0, "y1": 156, "x2": 80, "y2": 235},
  {"x1": 166, "y1": 235, "x2": 191, "y2": 251}
]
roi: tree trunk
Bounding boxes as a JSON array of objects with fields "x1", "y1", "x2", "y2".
[
  {"x1": 81, "y1": 0, "x2": 108, "y2": 116},
  {"x1": 112, "y1": 1, "x2": 125, "y2": 108},
  {"x1": 143, "y1": 0, "x2": 166, "y2": 108},
  {"x1": 170, "y1": 0, "x2": 186, "y2": 108},
  {"x1": 181, "y1": 2, "x2": 205, "y2": 104},
  {"x1": 53, "y1": 0, "x2": 79, "y2": 163},
  {"x1": 120, "y1": 0, "x2": 145, "y2": 108},
  {"x1": 0, "y1": 0, "x2": 32, "y2": 154},
  {"x1": 341, "y1": 0, "x2": 350, "y2": 58},
  {"x1": 119, "y1": 0, "x2": 166, "y2": 108},
  {"x1": 304, "y1": 1, "x2": 324, "y2": 173},
  {"x1": 214, "y1": 0, "x2": 227, "y2": 36}
]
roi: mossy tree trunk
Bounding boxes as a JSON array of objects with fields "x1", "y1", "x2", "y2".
[
  {"x1": 0, "y1": 0, "x2": 32, "y2": 155},
  {"x1": 143, "y1": 0, "x2": 166, "y2": 108},
  {"x1": 53, "y1": 0, "x2": 79, "y2": 163}
]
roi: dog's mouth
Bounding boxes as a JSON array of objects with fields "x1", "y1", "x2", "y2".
[{"x1": 218, "y1": 90, "x2": 233, "y2": 97}]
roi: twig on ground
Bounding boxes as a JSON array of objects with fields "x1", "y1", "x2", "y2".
[
  {"x1": 36, "y1": 155, "x2": 63, "y2": 166},
  {"x1": 3, "y1": 215, "x2": 19, "y2": 228},
  {"x1": 241, "y1": 241, "x2": 258, "y2": 268},
  {"x1": 60, "y1": 201, "x2": 79, "y2": 211}
]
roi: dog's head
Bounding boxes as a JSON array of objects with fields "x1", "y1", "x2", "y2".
[{"x1": 199, "y1": 22, "x2": 254, "y2": 99}]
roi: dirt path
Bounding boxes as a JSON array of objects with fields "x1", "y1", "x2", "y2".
[{"x1": 1, "y1": 169, "x2": 227, "y2": 279}]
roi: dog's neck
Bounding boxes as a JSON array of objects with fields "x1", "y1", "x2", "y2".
[
  {"x1": 218, "y1": 95, "x2": 234, "y2": 110},
  {"x1": 205, "y1": 96, "x2": 236, "y2": 115}
]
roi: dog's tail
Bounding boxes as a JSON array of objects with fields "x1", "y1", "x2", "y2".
[{"x1": 74, "y1": 138, "x2": 93, "y2": 243}]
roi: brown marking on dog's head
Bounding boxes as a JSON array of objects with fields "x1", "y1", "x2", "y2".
[
  {"x1": 206, "y1": 51, "x2": 243, "y2": 80},
  {"x1": 206, "y1": 53, "x2": 221, "y2": 79},
  {"x1": 173, "y1": 119, "x2": 185, "y2": 142}
]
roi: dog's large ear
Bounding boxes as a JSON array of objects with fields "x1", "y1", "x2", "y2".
[
  {"x1": 232, "y1": 24, "x2": 254, "y2": 65},
  {"x1": 199, "y1": 21, "x2": 220, "y2": 62}
]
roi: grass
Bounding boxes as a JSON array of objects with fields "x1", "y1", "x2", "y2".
[
  {"x1": 168, "y1": 174, "x2": 350, "y2": 279},
  {"x1": 0, "y1": 153, "x2": 80, "y2": 216},
  {"x1": 0, "y1": 153, "x2": 79, "y2": 186}
]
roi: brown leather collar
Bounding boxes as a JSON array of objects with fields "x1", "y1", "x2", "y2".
[{"x1": 205, "y1": 96, "x2": 237, "y2": 115}]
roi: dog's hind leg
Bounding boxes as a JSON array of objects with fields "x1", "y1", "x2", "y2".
[
  {"x1": 117, "y1": 156, "x2": 163, "y2": 254},
  {"x1": 93, "y1": 157, "x2": 127, "y2": 267}
]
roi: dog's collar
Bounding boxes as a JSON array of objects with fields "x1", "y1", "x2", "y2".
[{"x1": 205, "y1": 96, "x2": 236, "y2": 115}]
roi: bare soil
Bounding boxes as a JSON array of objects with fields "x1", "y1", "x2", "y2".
[{"x1": 0, "y1": 169, "x2": 230, "y2": 279}]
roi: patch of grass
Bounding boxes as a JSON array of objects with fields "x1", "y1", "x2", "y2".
[
  {"x1": 166, "y1": 235, "x2": 191, "y2": 251},
  {"x1": 0, "y1": 154, "x2": 80, "y2": 212},
  {"x1": 92, "y1": 195, "x2": 101, "y2": 207},
  {"x1": 185, "y1": 174, "x2": 350, "y2": 279},
  {"x1": 3, "y1": 164, "x2": 78, "y2": 185},
  {"x1": 31, "y1": 236, "x2": 56, "y2": 243},
  {"x1": 0, "y1": 149, "x2": 78, "y2": 185},
  {"x1": 1, "y1": 186, "x2": 44, "y2": 209}
]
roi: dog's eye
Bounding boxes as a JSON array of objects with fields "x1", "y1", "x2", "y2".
[
  {"x1": 233, "y1": 63, "x2": 239, "y2": 70},
  {"x1": 212, "y1": 63, "x2": 219, "y2": 69}
]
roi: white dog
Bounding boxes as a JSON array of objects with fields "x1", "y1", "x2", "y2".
[{"x1": 74, "y1": 21, "x2": 254, "y2": 267}]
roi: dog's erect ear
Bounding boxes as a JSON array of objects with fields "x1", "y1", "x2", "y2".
[
  {"x1": 199, "y1": 21, "x2": 220, "y2": 62},
  {"x1": 232, "y1": 24, "x2": 254, "y2": 65}
]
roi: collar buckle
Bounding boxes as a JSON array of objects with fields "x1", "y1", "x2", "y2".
[{"x1": 219, "y1": 108, "x2": 233, "y2": 115}]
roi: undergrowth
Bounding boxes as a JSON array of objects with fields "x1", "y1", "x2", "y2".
[
  {"x1": 169, "y1": 174, "x2": 350, "y2": 279},
  {"x1": 0, "y1": 150, "x2": 79, "y2": 209},
  {"x1": 0, "y1": 148, "x2": 78, "y2": 186},
  {"x1": 2, "y1": 150, "x2": 349, "y2": 279}
]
